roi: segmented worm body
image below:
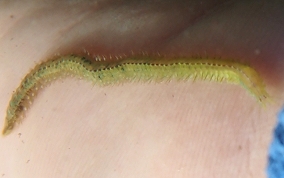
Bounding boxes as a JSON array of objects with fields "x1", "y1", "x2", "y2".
[{"x1": 2, "y1": 55, "x2": 269, "y2": 135}]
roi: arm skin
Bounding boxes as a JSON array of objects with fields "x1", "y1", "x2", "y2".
[{"x1": 0, "y1": 0, "x2": 284, "y2": 177}]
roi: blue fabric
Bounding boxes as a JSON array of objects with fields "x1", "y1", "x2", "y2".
[{"x1": 267, "y1": 107, "x2": 284, "y2": 178}]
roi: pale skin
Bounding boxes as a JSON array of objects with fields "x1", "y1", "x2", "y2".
[{"x1": 0, "y1": 0, "x2": 284, "y2": 178}]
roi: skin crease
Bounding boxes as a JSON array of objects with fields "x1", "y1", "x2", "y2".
[{"x1": 0, "y1": 0, "x2": 284, "y2": 177}]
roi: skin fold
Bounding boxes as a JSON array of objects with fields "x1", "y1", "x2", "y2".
[{"x1": 0, "y1": 0, "x2": 283, "y2": 177}]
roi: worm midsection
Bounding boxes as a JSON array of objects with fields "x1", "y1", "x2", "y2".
[{"x1": 2, "y1": 55, "x2": 267, "y2": 135}]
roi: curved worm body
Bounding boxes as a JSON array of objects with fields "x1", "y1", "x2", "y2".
[{"x1": 2, "y1": 55, "x2": 269, "y2": 135}]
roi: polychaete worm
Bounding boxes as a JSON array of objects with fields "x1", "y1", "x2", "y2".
[{"x1": 2, "y1": 55, "x2": 270, "y2": 135}]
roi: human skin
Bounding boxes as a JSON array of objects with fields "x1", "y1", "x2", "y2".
[{"x1": 0, "y1": 0, "x2": 284, "y2": 177}]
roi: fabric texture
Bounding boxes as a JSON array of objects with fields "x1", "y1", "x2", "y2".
[{"x1": 267, "y1": 107, "x2": 284, "y2": 178}]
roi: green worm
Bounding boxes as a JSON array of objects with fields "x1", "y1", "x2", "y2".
[{"x1": 2, "y1": 55, "x2": 270, "y2": 135}]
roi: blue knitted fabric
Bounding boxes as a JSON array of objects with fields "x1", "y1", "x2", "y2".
[{"x1": 267, "y1": 107, "x2": 284, "y2": 178}]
